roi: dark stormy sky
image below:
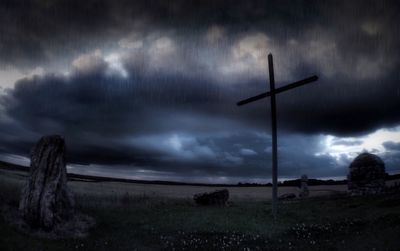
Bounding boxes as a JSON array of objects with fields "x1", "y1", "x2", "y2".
[{"x1": 0, "y1": 0, "x2": 399, "y2": 183}]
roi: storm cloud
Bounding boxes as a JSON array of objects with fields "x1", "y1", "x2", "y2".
[{"x1": 0, "y1": 0, "x2": 399, "y2": 182}]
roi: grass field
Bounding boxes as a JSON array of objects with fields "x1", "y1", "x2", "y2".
[{"x1": 1, "y1": 169, "x2": 400, "y2": 251}]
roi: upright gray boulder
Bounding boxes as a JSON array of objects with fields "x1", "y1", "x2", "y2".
[
  {"x1": 19, "y1": 135, "x2": 75, "y2": 230},
  {"x1": 299, "y1": 174, "x2": 309, "y2": 198}
]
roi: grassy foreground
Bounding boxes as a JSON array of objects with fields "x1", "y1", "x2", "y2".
[{"x1": 1, "y1": 174, "x2": 400, "y2": 250}]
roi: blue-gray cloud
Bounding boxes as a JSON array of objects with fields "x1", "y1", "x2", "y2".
[
  {"x1": 383, "y1": 141, "x2": 400, "y2": 152},
  {"x1": 331, "y1": 139, "x2": 364, "y2": 147}
]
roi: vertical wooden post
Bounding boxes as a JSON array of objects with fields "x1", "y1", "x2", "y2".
[
  {"x1": 237, "y1": 53, "x2": 318, "y2": 219},
  {"x1": 268, "y1": 53, "x2": 278, "y2": 219}
]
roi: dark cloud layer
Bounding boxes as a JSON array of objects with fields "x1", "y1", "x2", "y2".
[
  {"x1": 0, "y1": 0, "x2": 399, "y2": 181},
  {"x1": 1, "y1": 0, "x2": 399, "y2": 67}
]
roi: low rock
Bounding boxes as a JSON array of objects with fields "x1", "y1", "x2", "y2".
[
  {"x1": 279, "y1": 193, "x2": 297, "y2": 200},
  {"x1": 193, "y1": 189, "x2": 229, "y2": 206}
]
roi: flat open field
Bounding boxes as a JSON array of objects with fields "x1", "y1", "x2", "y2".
[
  {"x1": 0, "y1": 169, "x2": 351, "y2": 201},
  {"x1": 1, "y1": 168, "x2": 400, "y2": 251}
]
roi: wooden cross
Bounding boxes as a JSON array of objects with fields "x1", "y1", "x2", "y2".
[{"x1": 237, "y1": 53, "x2": 318, "y2": 219}]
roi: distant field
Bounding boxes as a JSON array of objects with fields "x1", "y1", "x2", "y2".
[{"x1": 0, "y1": 168, "x2": 350, "y2": 202}]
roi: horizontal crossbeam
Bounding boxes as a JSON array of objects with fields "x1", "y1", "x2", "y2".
[{"x1": 237, "y1": 75, "x2": 318, "y2": 106}]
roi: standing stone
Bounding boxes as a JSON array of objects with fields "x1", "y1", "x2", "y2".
[
  {"x1": 299, "y1": 174, "x2": 309, "y2": 198},
  {"x1": 19, "y1": 135, "x2": 75, "y2": 230},
  {"x1": 348, "y1": 152, "x2": 386, "y2": 196}
]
